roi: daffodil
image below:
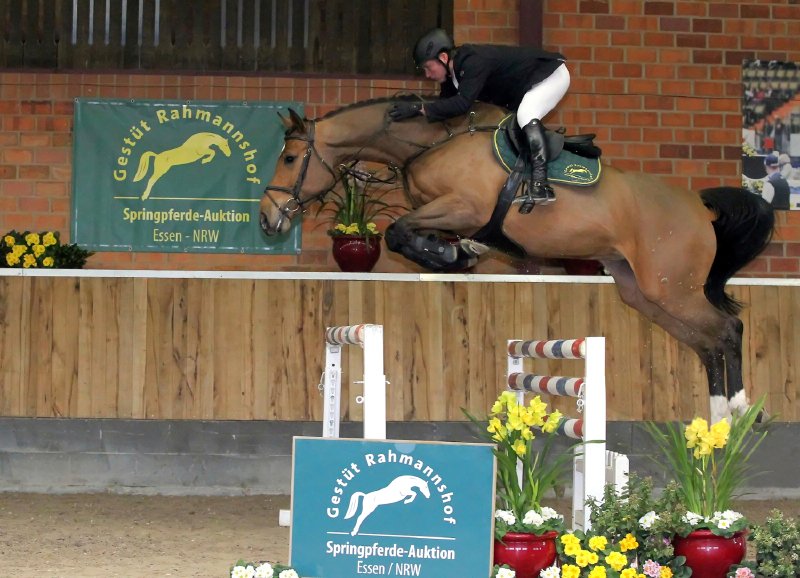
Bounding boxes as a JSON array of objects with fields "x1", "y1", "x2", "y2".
[{"x1": 708, "y1": 418, "x2": 730, "y2": 449}]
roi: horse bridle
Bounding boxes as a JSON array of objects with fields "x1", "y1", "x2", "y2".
[{"x1": 261, "y1": 119, "x2": 340, "y2": 232}]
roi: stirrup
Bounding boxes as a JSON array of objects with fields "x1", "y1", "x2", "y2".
[{"x1": 517, "y1": 182, "x2": 550, "y2": 214}]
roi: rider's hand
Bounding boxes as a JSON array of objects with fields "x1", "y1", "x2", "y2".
[{"x1": 388, "y1": 102, "x2": 423, "y2": 121}]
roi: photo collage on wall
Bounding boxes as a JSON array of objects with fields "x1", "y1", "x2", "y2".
[{"x1": 742, "y1": 59, "x2": 800, "y2": 210}]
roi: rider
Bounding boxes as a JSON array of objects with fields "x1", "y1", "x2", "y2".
[{"x1": 388, "y1": 28, "x2": 570, "y2": 210}]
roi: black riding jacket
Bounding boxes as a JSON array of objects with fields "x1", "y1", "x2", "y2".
[{"x1": 424, "y1": 44, "x2": 566, "y2": 122}]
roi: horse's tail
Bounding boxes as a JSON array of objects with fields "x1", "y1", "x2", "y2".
[
  {"x1": 133, "y1": 151, "x2": 156, "y2": 182},
  {"x1": 701, "y1": 186, "x2": 775, "y2": 315},
  {"x1": 344, "y1": 492, "x2": 364, "y2": 519}
]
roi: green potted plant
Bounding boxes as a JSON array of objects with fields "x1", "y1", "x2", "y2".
[
  {"x1": 1, "y1": 230, "x2": 93, "y2": 269},
  {"x1": 319, "y1": 163, "x2": 404, "y2": 272},
  {"x1": 643, "y1": 397, "x2": 770, "y2": 578},
  {"x1": 467, "y1": 391, "x2": 572, "y2": 578},
  {"x1": 728, "y1": 510, "x2": 800, "y2": 578},
  {"x1": 559, "y1": 473, "x2": 691, "y2": 578}
]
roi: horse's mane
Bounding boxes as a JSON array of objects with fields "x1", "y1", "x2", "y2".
[{"x1": 317, "y1": 94, "x2": 437, "y2": 121}]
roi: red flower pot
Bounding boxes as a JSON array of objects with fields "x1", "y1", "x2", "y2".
[
  {"x1": 673, "y1": 529, "x2": 748, "y2": 578},
  {"x1": 493, "y1": 531, "x2": 558, "y2": 578},
  {"x1": 331, "y1": 235, "x2": 381, "y2": 272}
]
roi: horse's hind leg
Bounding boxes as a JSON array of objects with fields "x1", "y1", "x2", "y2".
[{"x1": 604, "y1": 260, "x2": 734, "y2": 421}]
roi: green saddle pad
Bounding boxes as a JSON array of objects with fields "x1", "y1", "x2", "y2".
[{"x1": 492, "y1": 115, "x2": 602, "y2": 186}]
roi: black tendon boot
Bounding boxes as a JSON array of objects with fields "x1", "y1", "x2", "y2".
[{"x1": 520, "y1": 119, "x2": 555, "y2": 213}]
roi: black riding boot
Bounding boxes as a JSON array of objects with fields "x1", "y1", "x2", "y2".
[{"x1": 519, "y1": 119, "x2": 555, "y2": 214}]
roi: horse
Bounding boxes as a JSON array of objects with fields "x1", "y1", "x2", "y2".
[
  {"x1": 344, "y1": 475, "x2": 431, "y2": 536},
  {"x1": 259, "y1": 97, "x2": 775, "y2": 423},
  {"x1": 134, "y1": 132, "x2": 231, "y2": 200}
]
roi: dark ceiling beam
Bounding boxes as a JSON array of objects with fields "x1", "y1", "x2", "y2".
[{"x1": 519, "y1": 0, "x2": 543, "y2": 48}]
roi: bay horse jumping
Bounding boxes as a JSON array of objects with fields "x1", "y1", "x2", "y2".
[{"x1": 259, "y1": 97, "x2": 775, "y2": 423}]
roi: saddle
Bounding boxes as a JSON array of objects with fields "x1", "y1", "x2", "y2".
[
  {"x1": 470, "y1": 116, "x2": 604, "y2": 256},
  {"x1": 493, "y1": 114, "x2": 603, "y2": 186}
]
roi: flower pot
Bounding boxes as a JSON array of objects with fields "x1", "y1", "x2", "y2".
[
  {"x1": 331, "y1": 235, "x2": 381, "y2": 272},
  {"x1": 673, "y1": 529, "x2": 748, "y2": 578},
  {"x1": 493, "y1": 531, "x2": 558, "y2": 578}
]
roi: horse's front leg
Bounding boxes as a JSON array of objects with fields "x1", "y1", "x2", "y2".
[{"x1": 384, "y1": 196, "x2": 488, "y2": 272}]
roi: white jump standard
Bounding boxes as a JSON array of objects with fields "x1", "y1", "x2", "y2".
[
  {"x1": 506, "y1": 336, "x2": 629, "y2": 531},
  {"x1": 322, "y1": 323, "x2": 387, "y2": 440}
]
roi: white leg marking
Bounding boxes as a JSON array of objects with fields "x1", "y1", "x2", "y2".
[
  {"x1": 728, "y1": 390, "x2": 749, "y2": 418},
  {"x1": 710, "y1": 395, "x2": 731, "y2": 423}
]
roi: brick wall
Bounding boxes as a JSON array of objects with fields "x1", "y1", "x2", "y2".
[{"x1": 2, "y1": 1, "x2": 800, "y2": 275}]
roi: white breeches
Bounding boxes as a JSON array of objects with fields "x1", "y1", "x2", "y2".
[{"x1": 517, "y1": 63, "x2": 571, "y2": 127}]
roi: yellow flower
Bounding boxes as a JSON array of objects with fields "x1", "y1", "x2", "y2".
[
  {"x1": 560, "y1": 533, "x2": 580, "y2": 546},
  {"x1": 542, "y1": 409, "x2": 562, "y2": 433},
  {"x1": 527, "y1": 395, "x2": 547, "y2": 425},
  {"x1": 588, "y1": 552, "x2": 599, "y2": 564},
  {"x1": 605, "y1": 551, "x2": 627, "y2": 571},
  {"x1": 366, "y1": 222, "x2": 378, "y2": 234},
  {"x1": 588, "y1": 536, "x2": 608, "y2": 551},
  {"x1": 708, "y1": 418, "x2": 730, "y2": 449},
  {"x1": 685, "y1": 417, "x2": 708, "y2": 449},
  {"x1": 561, "y1": 565, "x2": 581, "y2": 578},
  {"x1": 491, "y1": 391, "x2": 517, "y2": 414},
  {"x1": 588, "y1": 567, "x2": 607, "y2": 578},
  {"x1": 6, "y1": 253, "x2": 19, "y2": 266},
  {"x1": 334, "y1": 223, "x2": 348, "y2": 233},
  {"x1": 42, "y1": 232, "x2": 57, "y2": 247},
  {"x1": 521, "y1": 427, "x2": 533, "y2": 441},
  {"x1": 42, "y1": 257, "x2": 54, "y2": 267},
  {"x1": 33, "y1": 244, "x2": 45, "y2": 257},
  {"x1": 4, "y1": 235, "x2": 15, "y2": 247},
  {"x1": 487, "y1": 418, "x2": 507, "y2": 442},
  {"x1": 25, "y1": 232, "x2": 40, "y2": 246},
  {"x1": 621, "y1": 569, "x2": 639, "y2": 578},
  {"x1": 507, "y1": 405, "x2": 526, "y2": 431},
  {"x1": 575, "y1": 549, "x2": 594, "y2": 567},
  {"x1": 693, "y1": 438, "x2": 714, "y2": 458},
  {"x1": 511, "y1": 438, "x2": 526, "y2": 458},
  {"x1": 12, "y1": 244, "x2": 26, "y2": 257},
  {"x1": 659, "y1": 567, "x2": 673, "y2": 578},
  {"x1": 619, "y1": 533, "x2": 639, "y2": 552},
  {"x1": 344, "y1": 223, "x2": 360, "y2": 235},
  {"x1": 23, "y1": 253, "x2": 38, "y2": 268},
  {"x1": 564, "y1": 542, "x2": 581, "y2": 557}
]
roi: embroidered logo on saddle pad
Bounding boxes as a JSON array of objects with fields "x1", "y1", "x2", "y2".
[{"x1": 492, "y1": 115, "x2": 601, "y2": 186}]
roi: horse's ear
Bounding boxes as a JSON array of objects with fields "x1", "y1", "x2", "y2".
[
  {"x1": 288, "y1": 108, "x2": 306, "y2": 132},
  {"x1": 277, "y1": 111, "x2": 293, "y2": 130}
]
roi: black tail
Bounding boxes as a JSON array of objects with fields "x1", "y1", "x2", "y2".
[{"x1": 701, "y1": 186, "x2": 775, "y2": 315}]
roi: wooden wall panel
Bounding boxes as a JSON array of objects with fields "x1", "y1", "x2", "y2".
[{"x1": 0, "y1": 276, "x2": 798, "y2": 422}]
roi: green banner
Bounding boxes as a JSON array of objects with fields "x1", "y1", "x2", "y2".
[{"x1": 71, "y1": 98, "x2": 301, "y2": 254}]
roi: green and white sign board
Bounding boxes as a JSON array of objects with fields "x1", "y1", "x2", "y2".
[
  {"x1": 71, "y1": 98, "x2": 301, "y2": 254},
  {"x1": 290, "y1": 437, "x2": 496, "y2": 577}
]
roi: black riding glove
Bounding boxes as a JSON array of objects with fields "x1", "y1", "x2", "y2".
[{"x1": 388, "y1": 102, "x2": 423, "y2": 121}]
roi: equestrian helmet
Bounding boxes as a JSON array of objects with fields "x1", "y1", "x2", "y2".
[{"x1": 413, "y1": 28, "x2": 454, "y2": 67}]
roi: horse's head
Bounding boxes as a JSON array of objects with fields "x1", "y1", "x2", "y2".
[{"x1": 260, "y1": 108, "x2": 339, "y2": 235}]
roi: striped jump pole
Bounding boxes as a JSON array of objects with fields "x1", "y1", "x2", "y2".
[
  {"x1": 507, "y1": 336, "x2": 621, "y2": 531},
  {"x1": 323, "y1": 324, "x2": 386, "y2": 440}
]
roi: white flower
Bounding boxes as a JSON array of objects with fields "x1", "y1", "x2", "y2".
[
  {"x1": 278, "y1": 571, "x2": 299, "y2": 578},
  {"x1": 683, "y1": 511, "x2": 704, "y2": 526},
  {"x1": 231, "y1": 567, "x2": 250, "y2": 578},
  {"x1": 639, "y1": 510, "x2": 660, "y2": 530},
  {"x1": 523, "y1": 510, "x2": 544, "y2": 526},
  {"x1": 495, "y1": 509, "x2": 516, "y2": 525},
  {"x1": 497, "y1": 568, "x2": 516, "y2": 578},
  {"x1": 255, "y1": 563, "x2": 274, "y2": 578},
  {"x1": 720, "y1": 510, "x2": 743, "y2": 522},
  {"x1": 540, "y1": 507, "x2": 562, "y2": 521},
  {"x1": 717, "y1": 518, "x2": 732, "y2": 529},
  {"x1": 540, "y1": 565, "x2": 561, "y2": 578}
]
